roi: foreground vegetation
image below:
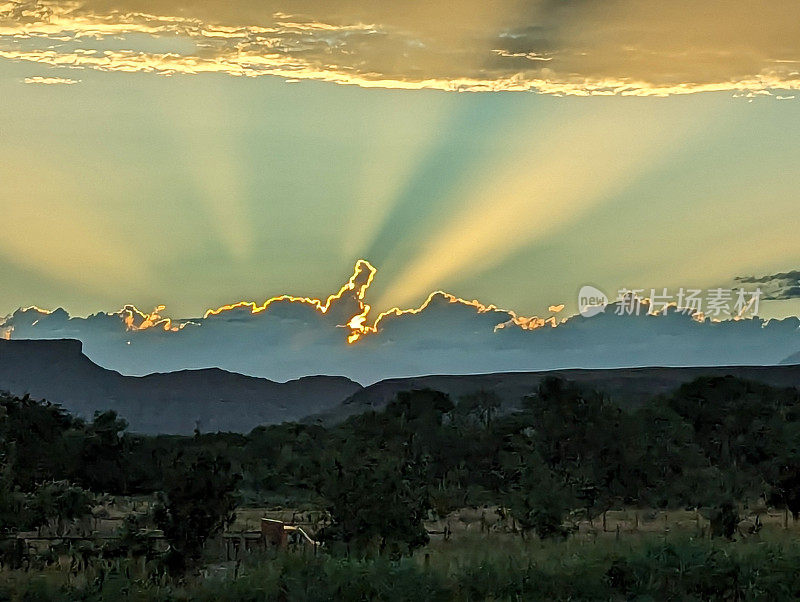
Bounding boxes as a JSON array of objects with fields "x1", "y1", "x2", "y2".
[
  {"x1": 1, "y1": 374, "x2": 800, "y2": 598},
  {"x1": 6, "y1": 533, "x2": 800, "y2": 600}
]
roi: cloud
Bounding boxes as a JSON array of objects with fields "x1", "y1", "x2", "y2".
[
  {"x1": 23, "y1": 75, "x2": 79, "y2": 84},
  {"x1": 4, "y1": 287, "x2": 799, "y2": 384},
  {"x1": 3, "y1": 261, "x2": 799, "y2": 384},
  {"x1": 736, "y1": 270, "x2": 800, "y2": 300},
  {"x1": 1, "y1": 0, "x2": 800, "y2": 95}
]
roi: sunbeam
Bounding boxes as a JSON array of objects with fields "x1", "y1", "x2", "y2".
[{"x1": 376, "y1": 99, "x2": 717, "y2": 311}]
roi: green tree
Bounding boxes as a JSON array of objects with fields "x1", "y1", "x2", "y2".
[
  {"x1": 523, "y1": 378, "x2": 625, "y2": 520},
  {"x1": 455, "y1": 390, "x2": 502, "y2": 429},
  {"x1": 769, "y1": 459, "x2": 800, "y2": 520},
  {"x1": 153, "y1": 453, "x2": 240, "y2": 574},
  {"x1": 0, "y1": 395, "x2": 76, "y2": 489},
  {"x1": 320, "y1": 452, "x2": 430, "y2": 558},
  {"x1": 28, "y1": 480, "x2": 93, "y2": 536},
  {"x1": 709, "y1": 500, "x2": 739, "y2": 539},
  {"x1": 74, "y1": 411, "x2": 130, "y2": 493},
  {"x1": 501, "y1": 435, "x2": 573, "y2": 539}
]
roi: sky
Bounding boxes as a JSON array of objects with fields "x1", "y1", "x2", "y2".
[{"x1": 1, "y1": 0, "x2": 800, "y2": 324}]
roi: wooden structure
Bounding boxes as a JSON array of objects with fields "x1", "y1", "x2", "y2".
[
  {"x1": 222, "y1": 518, "x2": 319, "y2": 560},
  {"x1": 261, "y1": 518, "x2": 319, "y2": 548},
  {"x1": 261, "y1": 518, "x2": 288, "y2": 548}
]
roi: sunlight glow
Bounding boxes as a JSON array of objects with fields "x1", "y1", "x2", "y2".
[
  {"x1": 376, "y1": 102, "x2": 713, "y2": 311},
  {"x1": 116, "y1": 259, "x2": 555, "y2": 343}
]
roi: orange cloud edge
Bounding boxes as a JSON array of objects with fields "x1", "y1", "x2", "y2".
[
  {"x1": 2, "y1": 261, "x2": 759, "y2": 345},
  {"x1": 117, "y1": 259, "x2": 561, "y2": 343}
]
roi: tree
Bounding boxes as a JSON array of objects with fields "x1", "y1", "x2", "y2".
[
  {"x1": 667, "y1": 377, "x2": 796, "y2": 472},
  {"x1": 455, "y1": 390, "x2": 502, "y2": 429},
  {"x1": 0, "y1": 480, "x2": 29, "y2": 533},
  {"x1": 320, "y1": 452, "x2": 430, "y2": 558},
  {"x1": 501, "y1": 435, "x2": 573, "y2": 539},
  {"x1": 153, "y1": 453, "x2": 239, "y2": 574},
  {"x1": 0, "y1": 395, "x2": 76, "y2": 489},
  {"x1": 384, "y1": 389, "x2": 455, "y2": 426},
  {"x1": 630, "y1": 405, "x2": 714, "y2": 507},
  {"x1": 769, "y1": 460, "x2": 800, "y2": 520},
  {"x1": 709, "y1": 500, "x2": 739, "y2": 539},
  {"x1": 74, "y1": 411, "x2": 130, "y2": 493},
  {"x1": 28, "y1": 481, "x2": 93, "y2": 536},
  {"x1": 523, "y1": 378, "x2": 624, "y2": 520}
]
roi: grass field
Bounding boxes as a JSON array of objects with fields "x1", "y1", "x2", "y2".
[
  {"x1": 234, "y1": 502, "x2": 797, "y2": 542},
  {"x1": 4, "y1": 501, "x2": 800, "y2": 601},
  {"x1": 7, "y1": 529, "x2": 800, "y2": 601}
]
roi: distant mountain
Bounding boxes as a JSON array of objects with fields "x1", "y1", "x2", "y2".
[
  {"x1": 0, "y1": 339, "x2": 362, "y2": 434},
  {"x1": 2, "y1": 339, "x2": 800, "y2": 434},
  {"x1": 310, "y1": 364, "x2": 800, "y2": 425},
  {"x1": 781, "y1": 350, "x2": 800, "y2": 365}
]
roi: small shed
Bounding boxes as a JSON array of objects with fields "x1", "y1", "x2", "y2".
[{"x1": 261, "y1": 518, "x2": 288, "y2": 548}]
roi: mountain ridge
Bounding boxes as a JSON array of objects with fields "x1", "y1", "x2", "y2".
[
  {"x1": 3, "y1": 338, "x2": 800, "y2": 434},
  {"x1": 309, "y1": 363, "x2": 800, "y2": 425},
  {"x1": 0, "y1": 339, "x2": 362, "y2": 434}
]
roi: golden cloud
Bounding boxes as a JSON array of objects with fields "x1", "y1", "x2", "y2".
[
  {"x1": 1, "y1": 0, "x2": 800, "y2": 94},
  {"x1": 23, "y1": 74, "x2": 78, "y2": 83}
]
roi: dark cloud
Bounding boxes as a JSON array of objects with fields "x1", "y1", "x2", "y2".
[{"x1": 736, "y1": 270, "x2": 800, "y2": 300}]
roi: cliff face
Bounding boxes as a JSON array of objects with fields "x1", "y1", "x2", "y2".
[{"x1": 0, "y1": 339, "x2": 362, "y2": 434}]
